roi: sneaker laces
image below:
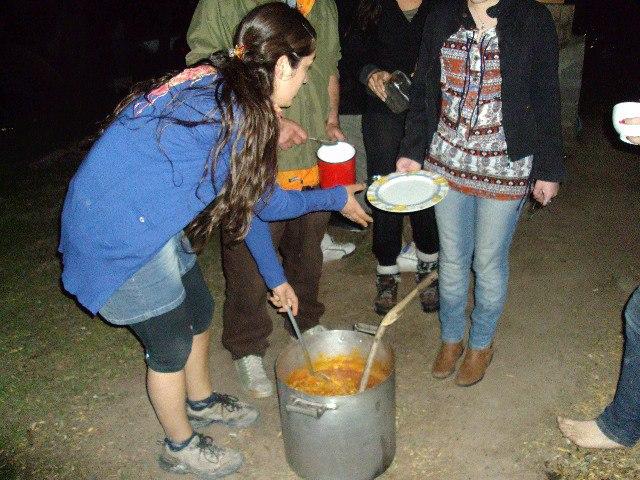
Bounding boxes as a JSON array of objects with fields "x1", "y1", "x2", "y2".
[
  {"x1": 208, "y1": 392, "x2": 241, "y2": 412},
  {"x1": 196, "y1": 433, "x2": 224, "y2": 463}
]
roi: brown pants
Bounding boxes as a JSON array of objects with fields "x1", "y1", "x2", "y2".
[{"x1": 221, "y1": 211, "x2": 330, "y2": 359}]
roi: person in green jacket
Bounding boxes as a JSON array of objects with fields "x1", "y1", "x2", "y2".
[{"x1": 186, "y1": 0, "x2": 354, "y2": 398}]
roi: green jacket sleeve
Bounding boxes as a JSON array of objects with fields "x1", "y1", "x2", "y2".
[
  {"x1": 186, "y1": 0, "x2": 238, "y2": 66},
  {"x1": 310, "y1": 0, "x2": 340, "y2": 79}
]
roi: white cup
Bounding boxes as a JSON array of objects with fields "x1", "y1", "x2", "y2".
[{"x1": 612, "y1": 102, "x2": 640, "y2": 144}]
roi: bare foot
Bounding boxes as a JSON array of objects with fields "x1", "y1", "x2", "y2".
[{"x1": 557, "y1": 416, "x2": 624, "y2": 449}]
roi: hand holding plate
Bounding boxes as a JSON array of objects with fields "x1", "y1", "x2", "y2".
[
  {"x1": 367, "y1": 171, "x2": 449, "y2": 213},
  {"x1": 396, "y1": 157, "x2": 422, "y2": 172}
]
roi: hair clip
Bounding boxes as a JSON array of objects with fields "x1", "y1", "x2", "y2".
[{"x1": 230, "y1": 44, "x2": 247, "y2": 60}]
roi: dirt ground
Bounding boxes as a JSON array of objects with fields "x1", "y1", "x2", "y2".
[{"x1": 3, "y1": 117, "x2": 640, "y2": 480}]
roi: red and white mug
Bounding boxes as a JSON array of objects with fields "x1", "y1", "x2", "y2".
[{"x1": 316, "y1": 141, "x2": 357, "y2": 189}]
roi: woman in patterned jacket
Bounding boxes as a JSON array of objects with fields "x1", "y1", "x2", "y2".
[{"x1": 397, "y1": 0, "x2": 566, "y2": 386}]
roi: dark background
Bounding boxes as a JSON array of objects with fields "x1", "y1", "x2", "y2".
[
  {"x1": 1, "y1": 0, "x2": 640, "y2": 163},
  {"x1": 573, "y1": 0, "x2": 640, "y2": 117},
  {"x1": 1, "y1": 0, "x2": 198, "y2": 162}
]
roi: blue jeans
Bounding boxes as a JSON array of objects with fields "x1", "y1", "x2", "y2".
[
  {"x1": 434, "y1": 189, "x2": 521, "y2": 349},
  {"x1": 596, "y1": 286, "x2": 640, "y2": 447}
]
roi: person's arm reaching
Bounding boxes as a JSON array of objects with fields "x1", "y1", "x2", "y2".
[
  {"x1": 243, "y1": 216, "x2": 299, "y2": 313},
  {"x1": 244, "y1": 183, "x2": 371, "y2": 313},
  {"x1": 254, "y1": 183, "x2": 370, "y2": 226}
]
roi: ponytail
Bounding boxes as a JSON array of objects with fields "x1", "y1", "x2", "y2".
[
  {"x1": 186, "y1": 2, "x2": 316, "y2": 249},
  {"x1": 94, "y1": 3, "x2": 315, "y2": 250}
]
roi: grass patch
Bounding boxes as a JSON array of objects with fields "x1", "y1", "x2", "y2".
[
  {"x1": 1, "y1": 144, "x2": 227, "y2": 477},
  {"x1": 1, "y1": 148, "x2": 147, "y2": 475}
]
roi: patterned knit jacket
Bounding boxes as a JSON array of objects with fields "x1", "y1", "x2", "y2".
[{"x1": 399, "y1": 0, "x2": 566, "y2": 184}]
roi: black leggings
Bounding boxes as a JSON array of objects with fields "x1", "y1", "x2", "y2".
[
  {"x1": 362, "y1": 109, "x2": 439, "y2": 266},
  {"x1": 128, "y1": 263, "x2": 213, "y2": 373}
]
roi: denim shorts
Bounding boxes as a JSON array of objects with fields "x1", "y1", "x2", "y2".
[{"x1": 99, "y1": 232, "x2": 197, "y2": 325}]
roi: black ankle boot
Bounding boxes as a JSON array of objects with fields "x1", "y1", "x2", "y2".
[
  {"x1": 374, "y1": 273, "x2": 399, "y2": 315},
  {"x1": 416, "y1": 260, "x2": 439, "y2": 312}
]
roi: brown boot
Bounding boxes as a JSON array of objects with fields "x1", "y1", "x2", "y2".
[
  {"x1": 431, "y1": 341, "x2": 464, "y2": 379},
  {"x1": 455, "y1": 346, "x2": 494, "y2": 387},
  {"x1": 374, "y1": 274, "x2": 399, "y2": 316}
]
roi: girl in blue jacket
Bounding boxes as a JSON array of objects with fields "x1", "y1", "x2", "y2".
[{"x1": 58, "y1": 4, "x2": 370, "y2": 478}]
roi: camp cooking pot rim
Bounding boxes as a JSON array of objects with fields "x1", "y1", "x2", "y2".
[{"x1": 274, "y1": 329, "x2": 396, "y2": 400}]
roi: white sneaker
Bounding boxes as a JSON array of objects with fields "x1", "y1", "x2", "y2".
[
  {"x1": 303, "y1": 324, "x2": 327, "y2": 337},
  {"x1": 396, "y1": 242, "x2": 418, "y2": 272},
  {"x1": 234, "y1": 355, "x2": 274, "y2": 399},
  {"x1": 321, "y1": 233, "x2": 355, "y2": 263}
]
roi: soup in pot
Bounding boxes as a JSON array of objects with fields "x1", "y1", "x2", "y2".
[{"x1": 285, "y1": 351, "x2": 390, "y2": 396}]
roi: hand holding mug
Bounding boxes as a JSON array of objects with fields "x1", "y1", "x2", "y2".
[
  {"x1": 325, "y1": 121, "x2": 346, "y2": 142},
  {"x1": 621, "y1": 117, "x2": 640, "y2": 145},
  {"x1": 612, "y1": 102, "x2": 640, "y2": 144}
]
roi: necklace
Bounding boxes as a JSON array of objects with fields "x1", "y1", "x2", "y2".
[{"x1": 468, "y1": 2, "x2": 495, "y2": 34}]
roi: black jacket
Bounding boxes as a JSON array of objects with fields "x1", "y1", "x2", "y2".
[
  {"x1": 337, "y1": 0, "x2": 367, "y2": 114},
  {"x1": 399, "y1": 0, "x2": 566, "y2": 183}
]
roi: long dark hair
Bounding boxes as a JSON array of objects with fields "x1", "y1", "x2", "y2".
[
  {"x1": 111, "y1": 3, "x2": 316, "y2": 248},
  {"x1": 356, "y1": 0, "x2": 382, "y2": 33}
]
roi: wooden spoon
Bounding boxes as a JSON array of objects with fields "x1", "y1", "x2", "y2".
[{"x1": 358, "y1": 271, "x2": 438, "y2": 393}]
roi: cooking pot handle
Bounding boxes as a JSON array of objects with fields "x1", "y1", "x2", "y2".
[
  {"x1": 353, "y1": 322, "x2": 377, "y2": 335},
  {"x1": 285, "y1": 397, "x2": 337, "y2": 419}
]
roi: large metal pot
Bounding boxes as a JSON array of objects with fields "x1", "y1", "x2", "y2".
[{"x1": 275, "y1": 330, "x2": 396, "y2": 480}]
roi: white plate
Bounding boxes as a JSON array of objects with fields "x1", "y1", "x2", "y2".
[{"x1": 367, "y1": 171, "x2": 449, "y2": 213}]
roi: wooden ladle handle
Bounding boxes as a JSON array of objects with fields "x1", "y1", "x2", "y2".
[
  {"x1": 358, "y1": 271, "x2": 438, "y2": 392},
  {"x1": 380, "y1": 271, "x2": 438, "y2": 326}
]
